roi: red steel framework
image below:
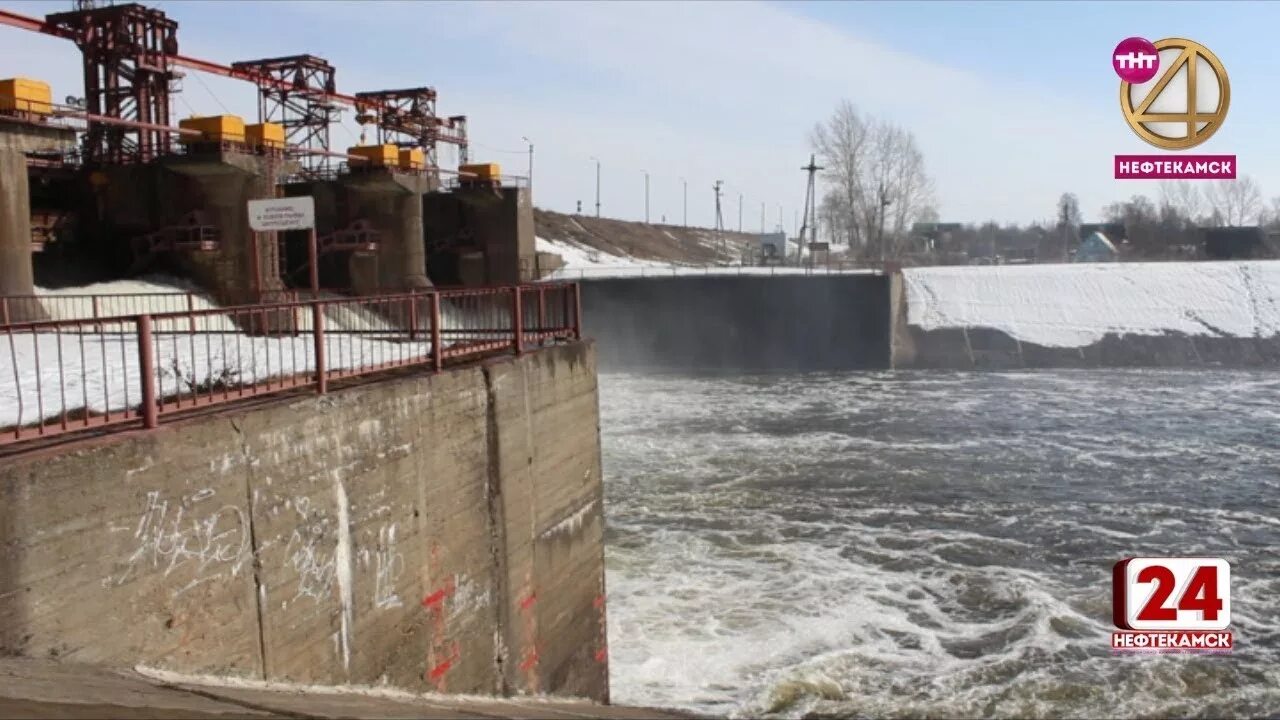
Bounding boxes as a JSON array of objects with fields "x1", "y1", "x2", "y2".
[
  {"x1": 354, "y1": 87, "x2": 470, "y2": 169},
  {"x1": 232, "y1": 54, "x2": 339, "y2": 178},
  {"x1": 0, "y1": 283, "x2": 582, "y2": 450},
  {"x1": 0, "y1": 6, "x2": 470, "y2": 166},
  {"x1": 45, "y1": 3, "x2": 179, "y2": 165}
]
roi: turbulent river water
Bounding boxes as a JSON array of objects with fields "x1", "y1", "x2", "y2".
[{"x1": 599, "y1": 369, "x2": 1280, "y2": 719}]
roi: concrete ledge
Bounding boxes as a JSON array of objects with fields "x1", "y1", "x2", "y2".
[{"x1": 0, "y1": 657, "x2": 694, "y2": 719}]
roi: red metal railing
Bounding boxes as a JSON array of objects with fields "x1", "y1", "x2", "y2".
[
  {"x1": 0, "y1": 283, "x2": 580, "y2": 448},
  {"x1": 1, "y1": 292, "x2": 208, "y2": 326}
]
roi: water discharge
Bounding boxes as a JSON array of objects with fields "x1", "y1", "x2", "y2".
[{"x1": 600, "y1": 369, "x2": 1280, "y2": 719}]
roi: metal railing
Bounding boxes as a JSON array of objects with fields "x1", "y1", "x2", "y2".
[
  {"x1": 2, "y1": 292, "x2": 208, "y2": 326},
  {"x1": 0, "y1": 283, "x2": 580, "y2": 448}
]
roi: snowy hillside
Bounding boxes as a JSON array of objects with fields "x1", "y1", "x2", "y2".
[{"x1": 904, "y1": 261, "x2": 1280, "y2": 348}]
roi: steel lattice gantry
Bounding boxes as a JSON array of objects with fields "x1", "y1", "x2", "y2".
[
  {"x1": 46, "y1": 2, "x2": 179, "y2": 165},
  {"x1": 231, "y1": 54, "x2": 338, "y2": 177},
  {"x1": 353, "y1": 87, "x2": 469, "y2": 170}
]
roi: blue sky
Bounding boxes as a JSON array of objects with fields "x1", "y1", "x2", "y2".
[{"x1": 2, "y1": 0, "x2": 1274, "y2": 229}]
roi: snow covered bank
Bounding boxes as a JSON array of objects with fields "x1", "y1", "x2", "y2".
[
  {"x1": 904, "y1": 261, "x2": 1280, "y2": 348},
  {"x1": 536, "y1": 235, "x2": 868, "y2": 279}
]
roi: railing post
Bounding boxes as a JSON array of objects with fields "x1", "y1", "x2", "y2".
[
  {"x1": 572, "y1": 282, "x2": 582, "y2": 340},
  {"x1": 408, "y1": 290, "x2": 419, "y2": 341},
  {"x1": 312, "y1": 302, "x2": 327, "y2": 394},
  {"x1": 537, "y1": 285, "x2": 547, "y2": 337},
  {"x1": 430, "y1": 291, "x2": 442, "y2": 372},
  {"x1": 137, "y1": 315, "x2": 158, "y2": 429},
  {"x1": 1, "y1": 298, "x2": 8, "y2": 326},
  {"x1": 186, "y1": 293, "x2": 196, "y2": 333},
  {"x1": 92, "y1": 296, "x2": 101, "y2": 322},
  {"x1": 512, "y1": 286, "x2": 524, "y2": 355},
  {"x1": 430, "y1": 289, "x2": 445, "y2": 368}
]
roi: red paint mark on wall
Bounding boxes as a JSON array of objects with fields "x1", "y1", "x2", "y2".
[
  {"x1": 428, "y1": 658, "x2": 453, "y2": 680},
  {"x1": 519, "y1": 648, "x2": 540, "y2": 672},
  {"x1": 517, "y1": 578, "x2": 541, "y2": 693},
  {"x1": 594, "y1": 590, "x2": 609, "y2": 668},
  {"x1": 423, "y1": 571, "x2": 459, "y2": 692}
]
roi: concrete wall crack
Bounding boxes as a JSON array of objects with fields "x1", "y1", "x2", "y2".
[
  {"x1": 481, "y1": 365, "x2": 511, "y2": 695},
  {"x1": 230, "y1": 417, "x2": 270, "y2": 681}
]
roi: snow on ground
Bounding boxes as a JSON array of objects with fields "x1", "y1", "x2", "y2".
[
  {"x1": 904, "y1": 261, "x2": 1280, "y2": 348},
  {"x1": 536, "y1": 236, "x2": 669, "y2": 270},
  {"x1": 537, "y1": 234, "x2": 872, "y2": 279}
]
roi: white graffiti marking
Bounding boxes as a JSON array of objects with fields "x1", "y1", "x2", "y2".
[
  {"x1": 106, "y1": 490, "x2": 250, "y2": 595},
  {"x1": 373, "y1": 523, "x2": 404, "y2": 610}
]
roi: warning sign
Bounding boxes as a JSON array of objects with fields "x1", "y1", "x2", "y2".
[{"x1": 247, "y1": 197, "x2": 315, "y2": 232}]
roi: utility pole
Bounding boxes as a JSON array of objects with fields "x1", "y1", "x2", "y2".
[
  {"x1": 799, "y1": 154, "x2": 824, "y2": 267},
  {"x1": 713, "y1": 180, "x2": 725, "y2": 253},
  {"x1": 642, "y1": 170, "x2": 650, "y2": 223},
  {"x1": 738, "y1": 193, "x2": 743, "y2": 233},
  {"x1": 760, "y1": 202, "x2": 765, "y2": 233},
  {"x1": 590, "y1": 156, "x2": 601, "y2": 218},
  {"x1": 877, "y1": 181, "x2": 892, "y2": 262}
]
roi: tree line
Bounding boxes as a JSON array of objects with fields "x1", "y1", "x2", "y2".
[{"x1": 809, "y1": 100, "x2": 1279, "y2": 262}]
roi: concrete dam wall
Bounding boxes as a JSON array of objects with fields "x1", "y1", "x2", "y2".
[
  {"x1": 576, "y1": 262, "x2": 1280, "y2": 372},
  {"x1": 579, "y1": 274, "x2": 892, "y2": 371},
  {"x1": 0, "y1": 342, "x2": 609, "y2": 702}
]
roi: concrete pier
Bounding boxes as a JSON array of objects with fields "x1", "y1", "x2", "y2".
[
  {"x1": 0, "y1": 120, "x2": 76, "y2": 321},
  {"x1": 425, "y1": 186, "x2": 535, "y2": 285},
  {"x1": 342, "y1": 169, "x2": 434, "y2": 293},
  {"x1": 160, "y1": 152, "x2": 283, "y2": 306}
]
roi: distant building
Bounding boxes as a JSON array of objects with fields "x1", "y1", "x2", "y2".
[
  {"x1": 911, "y1": 222, "x2": 963, "y2": 252},
  {"x1": 1202, "y1": 226, "x2": 1269, "y2": 259},
  {"x1": 1079, "y1": 222, "x2": 1127, "y2": 242},
  {"x1": 1074, "y1": 231, "x2": 1119, "y2": 262},
  {"x1": 759, "y1": 232, "x2": 787, "y2": 260}
]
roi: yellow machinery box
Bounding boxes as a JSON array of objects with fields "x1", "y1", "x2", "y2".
[
  {"x1": 179, "y1": 115, "x2": 246, "y2": 143},
  {"x1": 459, "y1": 163, "x2": 501, "y2": 181},
  {"x1": 348, "y1": 144, "x2": 399, "y2": 167},
  {"x1": 0, "y1": 77, "x2": 52, "y2": 115},
  {"x1": 246, "y1": 122, "x2": 285, "y2": 149},
  {"x1": 399, "y1": 147, "x2": 425, "y2": 171}
]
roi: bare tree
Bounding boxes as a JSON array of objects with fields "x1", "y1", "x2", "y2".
[
  {"x1": 1158, "y1": 181, "x2": 1205, "y2": 223},
  {"x1": 810, "y1": 100, "x2": 936, "y2": 258},
  {"x1": 810, "y1": 100, "x2": 871, "y2": 248},
  {"x1": 1053, "y1": 192, "x2": 1081, "y2": 261},
  {"x1": 1260, "y1": 196, "x2": 1280, "y2": 229},
  {"x1": 1204, "y1": 175, "x2": 1263, "y2": 226}
]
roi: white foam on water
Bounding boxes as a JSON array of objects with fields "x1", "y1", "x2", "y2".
[{"x1": 600, "y1": 370, "x2": 1280, "y2": 718}]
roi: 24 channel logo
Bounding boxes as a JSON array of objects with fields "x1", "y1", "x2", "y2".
[
  {"x1": 1112, "y1": 557, "x2": 1233, "y2": 653},
  {"x1": 1111, "y1": 37, "x2": 1236, "y2": 180}
]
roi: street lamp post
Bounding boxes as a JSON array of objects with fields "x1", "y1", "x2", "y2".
[
  {"x1": 642, "y1": 170, "x2": 650, "y2": 224},
  {"x1": 521, "y1": 136, "x2": 533, "y2": 189},
  {"x1": 590, "y1": 156, "x2": 601, "y2": 218},
  {"x1": 680, "y1": 177, "x2": 687, "y2": 227}
]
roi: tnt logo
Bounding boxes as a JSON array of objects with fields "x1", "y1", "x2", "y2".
[
  {"x1": 1112, "y1": 557, "x2": 1233, "y2": 653},
  {"x1": 1113, "y1": 37, "x2": 1161, "y2": 83}
]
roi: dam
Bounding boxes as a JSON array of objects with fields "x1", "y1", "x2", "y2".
[{"x1": 578, "y1": 260, "x2": 1280, "y2": 372}]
